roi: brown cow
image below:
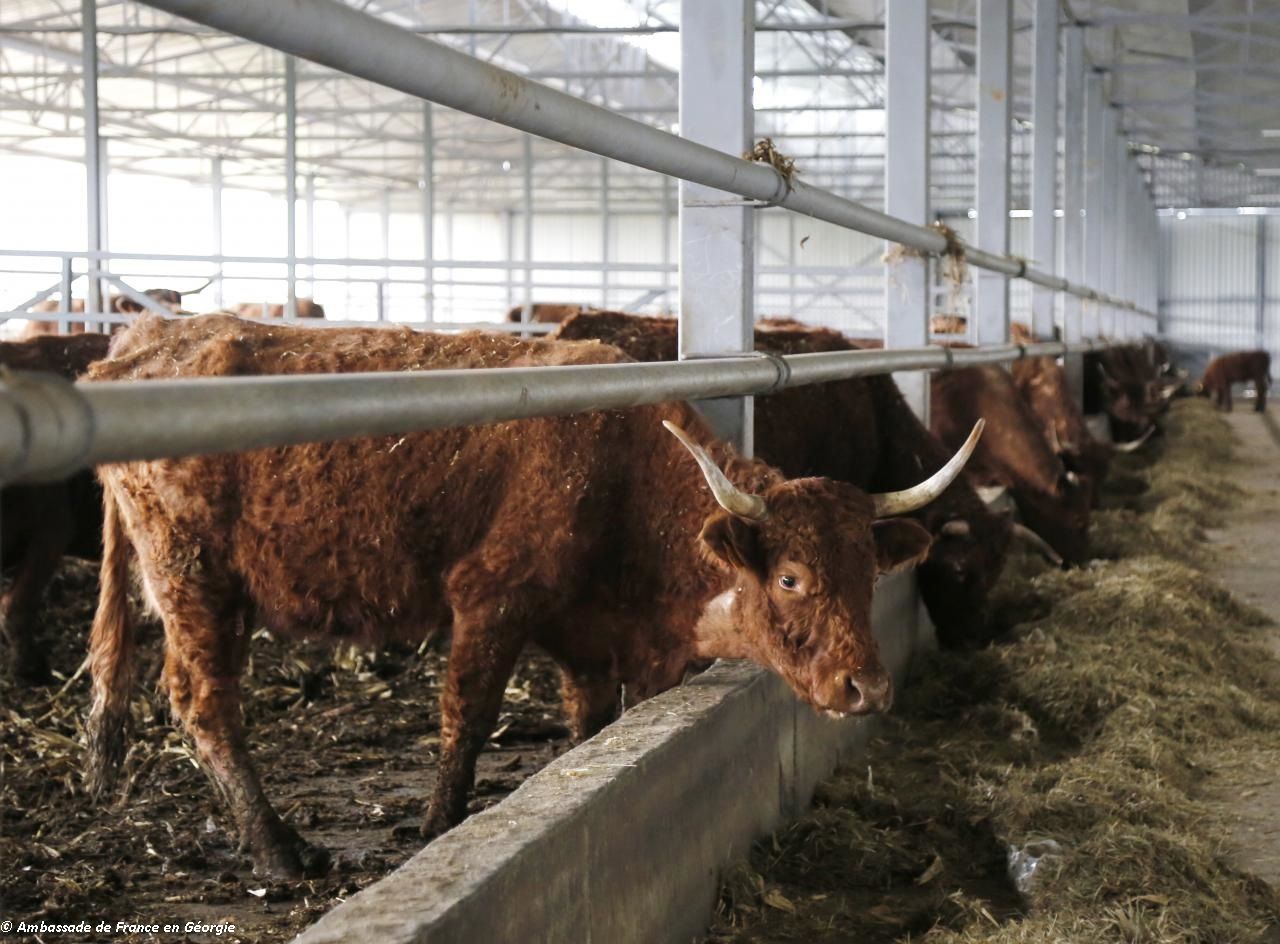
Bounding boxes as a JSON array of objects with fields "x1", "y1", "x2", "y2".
[
  {"x1": 84, "y1": 313, "x2": 981, "y2": 878},
  {"x1": 0, "y1": 333, "x2": 112, "y2": 681},
  {"x1": 505, "y1": 302, "x2": 588, "y2": 324},
  {"x1": 931, "y1": 364, "x2": 1092, "y2": 565},
  {"x1": 230, "y1": 299, "x2": 325, "y2": 320},
  {"x1": 1084, "y1": 345, "x2": 1169, "y2": 442},
  {"x1": 22, "y1": 289, "x2": 186, "y2": 339},
  {"x1": 551, "y1": 311, "x2": 1025, "y2": 648},
  {"x1": 1197, "y1": 350, "x2": 1271, "y2": 412}
]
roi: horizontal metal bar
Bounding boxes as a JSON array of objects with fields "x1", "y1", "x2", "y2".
[
  {"x1": 0, "y1": 337, "x2": 1103, "y2": 484},
  {"x1": 133, "y1": 0, "x2": 1148, "y2": 318}
]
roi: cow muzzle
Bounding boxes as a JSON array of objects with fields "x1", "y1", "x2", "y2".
[{"x1": 816, "y1": 668, "x2": 894, "y2": 717}]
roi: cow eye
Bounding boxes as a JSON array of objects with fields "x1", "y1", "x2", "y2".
[{"x1": 778, "y1": 574, "x2": 799, "y2": 591}]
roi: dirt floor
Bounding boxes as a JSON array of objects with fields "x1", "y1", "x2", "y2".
[
  {"x1": 1202, "y1": 406, "x2": 1280, "y2": 897},
  {"x1": 0, "y1": 563, "x2": 573, "y2": 943}
]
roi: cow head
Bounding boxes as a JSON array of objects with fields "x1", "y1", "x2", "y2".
[
  {"x1": 1099, "y1": 366, "x2": 1161, "y2": 438},
  {"x1": 916, "y1": 511, "x2": 1013, "y2": 649},
  {"x1": 666, "y1": 419, "x2": 983, "y2": 717},
  {"x1": 1013, "y1": 468, "x2": 1092, "y2": 565}
]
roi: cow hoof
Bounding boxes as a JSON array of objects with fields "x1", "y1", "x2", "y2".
[
  {"x1": 419, "y1": 814, "x2": 457, "y2": 843},
  {"x1": 253, "y1": 836, "x2": 331, "y2": 881}
]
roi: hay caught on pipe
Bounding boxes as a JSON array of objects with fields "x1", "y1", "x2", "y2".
[{"x1": 709, "y1": 400, "x2": 1280, "y2": 944}]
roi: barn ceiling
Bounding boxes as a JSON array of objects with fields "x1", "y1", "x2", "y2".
[{"x1": 0, "y1": 0, "x2": 1276, "y2": 214}]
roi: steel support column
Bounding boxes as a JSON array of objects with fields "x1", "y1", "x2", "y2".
[
  {"x1": 1100, "y1": 107, "x2": 1118, "y2": 338},
  {"x1": 1083, "y1": 73, "x2": 1106, "y2": 340},
  {"x1": 1030, "y1": 0, "x2": 1058, "y2": 341},
  {"x1": 285, "y1": 55, "x2": 298, "y2": 319},
  {"x1": 422, "y1": 101, "x2": 435, "y2": 324},
  {"x1": 211, "y1": 156, "x2": 224, "y2": 306},
  {"x1": 600, "y1": 157, "x2": 610, "y2": 309},
  {"x1": 1062, "y1": 27, "x2": 1086, "y2": 400},
  {"x1": 884, "y1": 0, "x2": 931, "y2": 418},
  {"x1": 305, "y1": 173, "x2": 317, "y2": 298},
  {"x1": 1257, "y1": 215, "x2": 1267, "y2": 350},
  {"x1": 975, "y1": 0, "x2": 1012, "y2": 346},
  {"x1": 678, "y1": 0, "x2": 754, "y2": 449},
  {"x1": 522, "y1": 134, "x2": 533, "y2": 324},
  {"x1": 82, "y1": 0, "x2": 103, "y2": 316}
]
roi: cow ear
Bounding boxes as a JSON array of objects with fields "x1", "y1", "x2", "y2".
[
  {"x1": 872, "y1": 519, "x2": 933, "y2": 574},
  {"x1": 700, "y1": 512, "x2": 765, "y2": 575}
]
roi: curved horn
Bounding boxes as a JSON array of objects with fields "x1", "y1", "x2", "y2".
[
  {"x1": 940, "y1": 519, "x2": 971, "y2": 537},
  {"x1": 663, "y1": 421, "x2": 769, "y2": 522},
  {"x1": 1011, "y1": 523, "x2": 1064, "y2": 567},
  {"x1": 1112, "y1": 425, "x2": 1155, "y2": 454},
  {"x1": 872, "y1": 419, "x2": 985, "y2": 518}
]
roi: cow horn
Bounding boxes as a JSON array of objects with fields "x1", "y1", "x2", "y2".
[
  {"x1": 1112, "y1": 425, "x2": 1155, "y2": 454},
  {"x1": 941, "y1": 519, "x2": 971, "y2": 537},
  {"x1": 663, "y1": 421, "x2": 769, "y2": 521},
  {"x1": 872, "y1": 420, "x2": 984, "y2": 518},
  {"x1": 1010, "y1": 523, "x2": 1064, "y2": 567}
]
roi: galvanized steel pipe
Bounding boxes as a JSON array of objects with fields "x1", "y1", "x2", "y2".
[{"x1": 0, "y1": 338, "x2": 1099, "y2": 483}]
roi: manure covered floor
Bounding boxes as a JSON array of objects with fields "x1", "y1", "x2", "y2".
[{"x1": 1203, "y1": 407, "x2": 1280, "y2": 892}]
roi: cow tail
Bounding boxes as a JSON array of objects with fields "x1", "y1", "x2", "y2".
[{"x1": 85, "y1": 484, "x2": 135, "y2": 799}]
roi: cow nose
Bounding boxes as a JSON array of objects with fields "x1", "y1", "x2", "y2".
[{"x1": 829, "y1": 670, "x2": 894, "y2": 715}]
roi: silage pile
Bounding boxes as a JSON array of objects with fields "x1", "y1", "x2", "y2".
[{"x1": 709, "y1": 399, "x2": 1280, "y2": 944}]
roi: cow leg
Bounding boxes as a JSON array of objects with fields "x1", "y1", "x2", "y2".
[
  {"x1": 159, "y1": 593, "x2": 327, "y2": 880},
  {"x1": 560, "y1": 669, "x2": 621, "y2": 742},
  {"x1": 421, "y1": 594, "x2": 532, "y2": 839},
  {"x1": 1257, "y1": 375, "x2": 1268, "y2": 412},
  {"x1": 1, "y1": 489, "x2": 72, "y2": 683},
  {"x1": 1224, "y1": 385, "x2": 1233, "y2": 411}
]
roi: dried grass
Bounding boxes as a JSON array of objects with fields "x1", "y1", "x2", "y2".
[{"x1": 709, "y1": 400, "x2": 1280, "y2": 944}]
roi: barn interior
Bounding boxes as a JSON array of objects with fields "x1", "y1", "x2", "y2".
[{"x1": 3, "y1": 2, "x2": 1280, "y2": 943}]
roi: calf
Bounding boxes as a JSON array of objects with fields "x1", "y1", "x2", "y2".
[
  {"x1": 85, "y1": 313, "x2": 981, "y2": 878},
  {"x1": 1198, "y1": 350, "x2": 1271, "y2": 412},
  {"x1": 552, "y1": 311, "x2": 1020, "y2": 648},
  {"x1": 0, "y1": 334, "x2": 112, "y2": 681}
]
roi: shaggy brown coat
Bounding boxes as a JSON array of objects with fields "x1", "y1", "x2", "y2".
[
  {"x1": 931, "y1": 364, "x2": 1092, "y2": 564},
  {"x1": 85, "y1": 313, "x2": 939, "y2": 879},
  {"x1": 1198, "y1": 350, "x2": 1271, "y2": 412},
  {"x1": 551, "y1": 311, "x2": 1013, "y2": 648},
  {"x1": 1, "y1": 333, "x2": 112, "y2": 681}
]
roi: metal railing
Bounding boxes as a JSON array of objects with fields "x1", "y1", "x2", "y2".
[
  {"x1": 0, "y1": 337, "x2": 1111, "y2": 484},
  {"x1": 0, "y1": 0, "x2": 1154, "y2": 487}
]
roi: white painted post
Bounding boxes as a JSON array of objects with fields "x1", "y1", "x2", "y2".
[
  {"x1": 600, "y1": 157, "x2": 610, "y2": 309},
  {"x1": 422, "y1": 101, "x2": 435, "y2": 324},
  {"x1": 1084, "y1": 73, "x2": 1105, "y2": 340},
  {"x1": 1030, "y1": 0, "x2": 1058, "y2": 341},
  {"x1": 211, "y1": 156, "x2": 224, "y2": 306},
  {"x1": 285, "y1": 55, "x2": 298, "y2": 320},
  {"x1": 884, "y1": 0, "x2": 931, "y2": 419},
  {"x1": 678, "y1": 0, "x2": 755, "y2": 450},
  {"x1": 1062, "y1": 27, "x2": 1086, "y2": 401},
  {"x1": 975, "y1": 0, "x2": 1013, "y2": 346},
  {"x1": 82, "y1": 0, "x2": 103, "y2": 318}
]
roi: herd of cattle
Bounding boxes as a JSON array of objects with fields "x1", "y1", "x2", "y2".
[{"x1": 0, "y1": 295, "x2": 1266, "y2": 881}]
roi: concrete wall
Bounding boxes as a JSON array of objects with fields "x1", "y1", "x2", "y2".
[{"x1": 294, "y1": 572, "x2": 925, "y2": 944}]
